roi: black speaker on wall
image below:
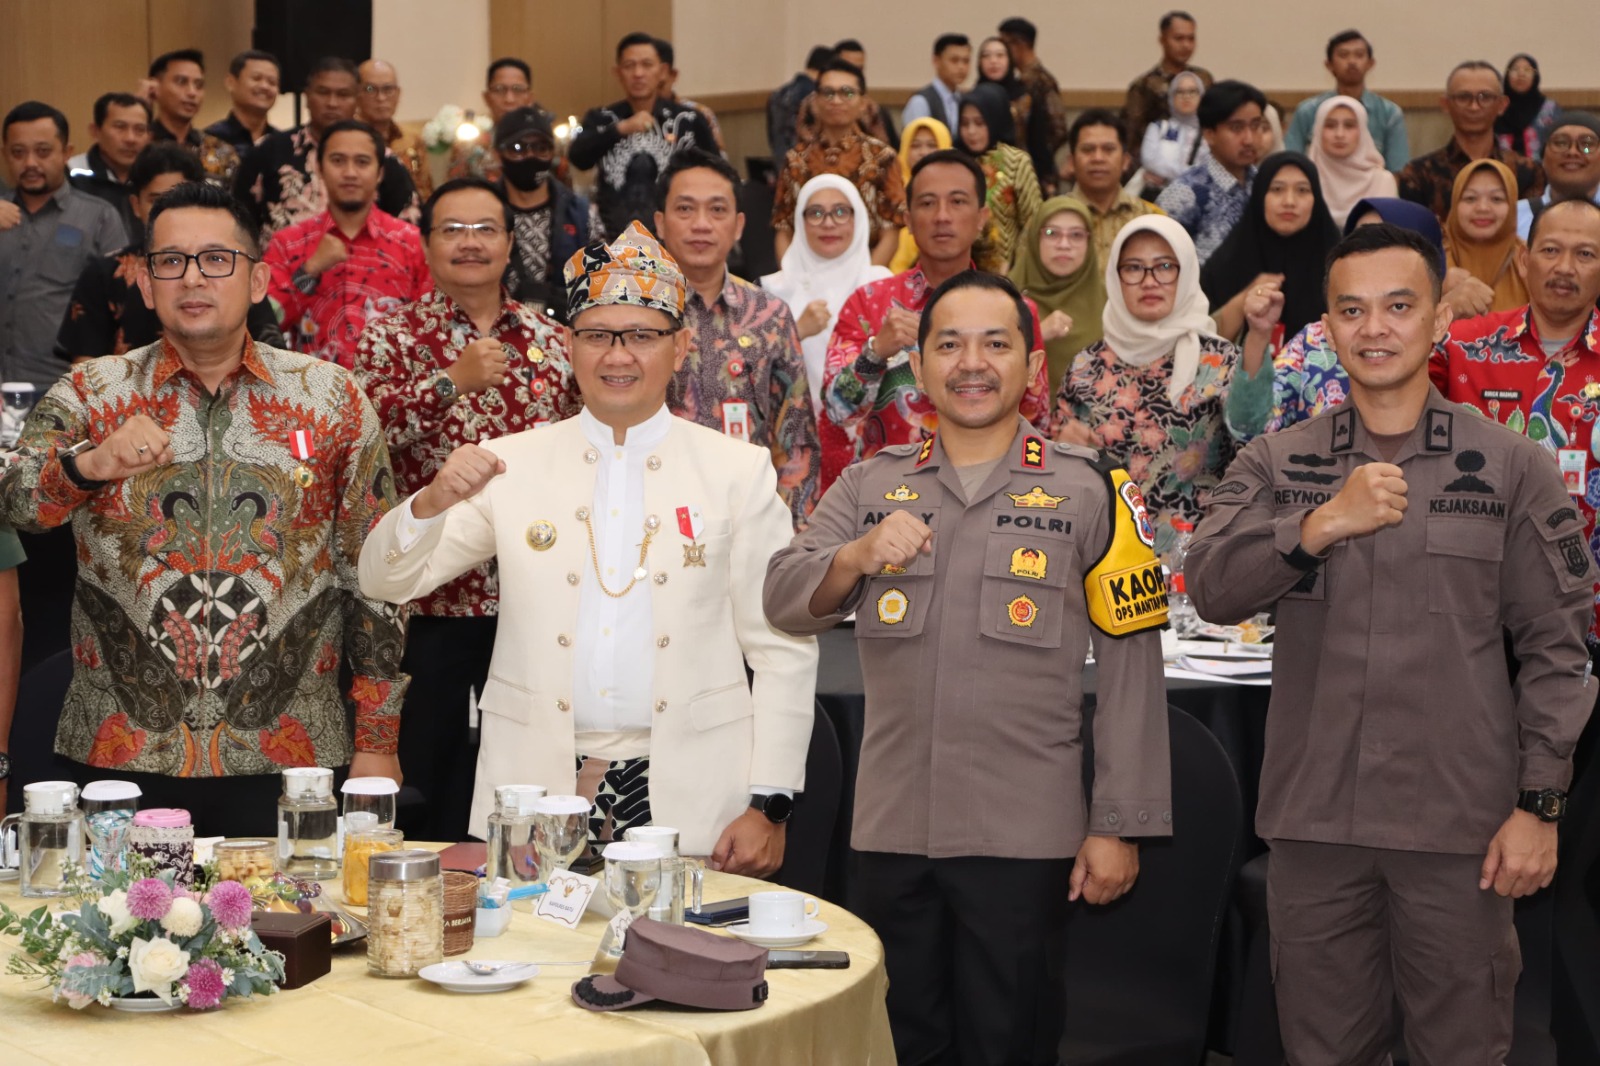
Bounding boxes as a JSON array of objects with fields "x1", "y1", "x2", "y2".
[{"x1": 253, "y1": 0, "x2": 373, "y2": 90}]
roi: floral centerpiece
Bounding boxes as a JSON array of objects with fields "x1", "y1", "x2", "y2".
[
  {"x1": 0, "y1": 855, "x2": 284, "y2": 1010},
  {"x1": 420, "y1": 105, "x2": 491, "y2": 154}
]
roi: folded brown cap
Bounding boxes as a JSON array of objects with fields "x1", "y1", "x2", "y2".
[{"x1": 571, "y1": 918, "x2": 769, "y2": 1012}]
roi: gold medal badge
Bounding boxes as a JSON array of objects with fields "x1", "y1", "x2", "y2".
[
  {"x1": 294, "y1": 464, "x2": 314, "y2": 488},
  {"x1": 1009, "y1": 547, "x2": 1047, "y2": 580},
  {"x1": 682, "y1": 542, "x2": 707, "y2": 567},
  {"x1": 876, "y1": 587, "x2": 909, "y2": 625},
  {"x1": 1006, "y1": 485, "x2": 1067, "y2": 509},
  {"x1": 526, "y1": 520, "x2": 557, "y2": 551},
  {"x1": 1006, "y1": 594, "x2": 1039, "y2": 628}
]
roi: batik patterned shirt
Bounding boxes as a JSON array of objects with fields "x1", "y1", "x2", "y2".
[
  {"x1": 1430, "y1": 305, "x2": 1600, "y2": 640},
  {"x1": 353, "y1": 288, "x2": 581, "y2": 616},
  {"x1": 1398, "y1": 139, "x2": 1546, "y2": 221},
  {"x1": 232, "y1": 125, "x2": 423, "y2": 241},
  {"x1": 1155, "y1": 157, "x2": 1256, "y2": 265},
  {"x1": 820, "y1": 265, "x2": 1051, "y2": 489},
  {"x1": 151, "y1": 119, "x2": 241, "y2": 186},
  {"x1": 264, "y1": 207, "x2": 432, "y2": 369},
  {"x1": 772, "y1": 130, "x2": 906, "y2": 235},
  {"x1": 0, "y1": 339, "x2": 408, "y2": 775},
  {"x1": 1051, "y1": 335, "x2": 1241, "y2": 555},
  {"x1": 670, "y1": 273, "x2": 821, "y2": 528}
]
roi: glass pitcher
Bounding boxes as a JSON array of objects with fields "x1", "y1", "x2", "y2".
[
  {"x1": 0, "y1": 781, "x2": 83, "y2": 898},
  {"x1": 622, "y1": 825, "x2": 702, "y2": 924}
]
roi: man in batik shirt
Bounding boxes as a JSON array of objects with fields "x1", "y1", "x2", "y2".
[
  {"x1": 654, "y1": 150, "x2": 820, "y2": 528},
  {"x1": 0, "y1": 181, "x2": 406, "y2": 836},
  {"x1": 353, "y1": 177, "x2": 580, "y2": 840}
]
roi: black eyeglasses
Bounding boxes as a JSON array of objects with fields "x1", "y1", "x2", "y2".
[
  {"x1": 803, "y1": 204, "x2": 855, "y2": 224},
  {"x1": 571, "y1": 327, "x2": 679, "y2": 351},
  {"x1": 145, "y1": 249, "x2": 258, "y2": 280},
  {"x1": 1116, "y1": 260, "x2": 1181, "y2": 285},
  {"x1": 1548, "y1": 134, "x2": 1600, "y2": 156},
  {"x1": 1448, "y1": 91, "x2": 1502, "y2": 108}
]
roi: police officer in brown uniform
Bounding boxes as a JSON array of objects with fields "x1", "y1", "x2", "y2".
[
  {"x1": 1186, "y1": 223, "x2": 1593, "y2": 1065},
  {"x1": 764, "y1": 271, "x2": 1172, "y2": 1066}
]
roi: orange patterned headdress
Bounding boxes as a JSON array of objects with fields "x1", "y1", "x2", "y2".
[{"x1": 563, "y1": 221, "x2": 687, "y2": 322}]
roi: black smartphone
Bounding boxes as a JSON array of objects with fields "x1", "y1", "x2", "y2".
[
  {"x1": 684, "y1": 897, "x2": 750, "y2": 926},
  {"x1": 568, "y1": 849, "x2": 605, "y2": 876},
  {"x1": 767, "y1": 950, "x2": 850, "y2": 969}
]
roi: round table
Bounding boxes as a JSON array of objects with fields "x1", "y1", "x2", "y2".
[{"x1": 0, "y1": 867, "x2": 895, "y2": 1066}]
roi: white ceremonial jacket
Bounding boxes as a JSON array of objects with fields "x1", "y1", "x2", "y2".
[{"x1": 359, "y1": 415, "x2": 818, "y2": 854}]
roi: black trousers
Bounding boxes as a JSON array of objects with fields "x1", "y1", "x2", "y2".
[
  {"x1": 396, "y1": 614, "x2": 496, "y2": 843},
  {"x1": 851, "y1": 851, "x2": 1072, "y2": 1066},
  {"x1": 61, "y1": 761, "x2": 293, "y2": 838}
]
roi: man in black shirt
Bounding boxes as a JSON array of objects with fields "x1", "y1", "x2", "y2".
[
  {"x1": 495, "y1": 108, "x2": 596, "y2": 323},
  {"x1": 568, "y1": 32, "x2": 717, "y2": 239},
  {"x1": 145, "y1": 49, "x2": 240, "y2": 185},
  {"x1": 204, "y1": 50, "x2": 282, "y2": 157},
  {"x1": 767, "y1": 46, "x2": 833, "y2": 163},
  {"x1": 231, "y1": 56, "x2": 419, "y2": 241},
  {"x1": 55, "y1": 144, "x2": 281, "y2": 363},
  {"x1": 68, "y1": 92, "x2": 151, "y2": 240}
]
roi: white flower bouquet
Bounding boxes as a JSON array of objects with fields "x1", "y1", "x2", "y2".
[
  {"x1": 0, "y1": 855, "x2": 285, "y2": 1010},
  {"x1": 420, "y1": 104, "x2": 490, "y2": 152}
]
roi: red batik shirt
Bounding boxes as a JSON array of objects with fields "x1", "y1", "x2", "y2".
[
  {"x1": 819, "y1": 264, "x2": 1052, "y2": 490},
  {"x1": 353, "y1": 287, "x2": 582, "y2": 617},
  {"x1": 1430, "y1": 304, "x2": 1600, "y2": 640},
  {"x1": 0, "y1": 339, "x2": 408, "y2": 775},
  {"x1": 265, "y1": 207, "x2": 432, "y2": 369}
]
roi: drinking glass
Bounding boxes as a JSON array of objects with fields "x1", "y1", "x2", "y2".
[{"x1": 532, "y1": 795, "x2": 591, "y2": 883}]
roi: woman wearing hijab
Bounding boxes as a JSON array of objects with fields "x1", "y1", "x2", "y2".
[
  {"x1": 975, "y1": 36, "x2": 1031, "y2": 152},
  {"x1": 889, "y1": 117, "x2": 952, "y2": 273},
  {"x1": 1496, "y1": 54, "x2": 1561, "y2": 159},
  {"x1": 762, "y1": 175, "x2": 892, "y2": 414},
  {"x1": 1051, "y1": 215, "x2": 1238, "y2": 552},
  {"x1": 957, "y1": 83, "x2": 1042, "y2": 270},
  {"x1": 1307, "y1": 95, "x2": 1397, "y2": 226},
  {"x1": 1443, "y1": 158, "x2": 1529, "y2": 313},
  {"x1": 1010, "y1": 196, "x2": 1106, "y2": 394},
  {"x1": 1139, "y1": 71, "x2": 1204, "y2": 193},
  {"x1": 1201, "y1": 153, "x2": 1341, "y2": 343},
  {"x1": 1225, "y1": 197, "x2": 1494, "y2": 440}
]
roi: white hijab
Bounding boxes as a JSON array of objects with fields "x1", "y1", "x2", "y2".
[
  {"x1": 1100, "y1": 215, "x2": 1217, "y2": 404},
  {"x1": 762, "y1": 175, "x2": 890, "y2": 409}
]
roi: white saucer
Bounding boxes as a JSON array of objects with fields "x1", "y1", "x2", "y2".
[
  {"x1": 418, "y1": 960, "x2": 540, "y2": 993},
  {"x1": 722, "y1": 919, "x2": 828, "y2": 949},
  {"x1": 0, "y1": 868, "x2": 17, "y2": 882},
  {"x1": 107, "y1": 996, "x2": 181, "y2": 1012}
]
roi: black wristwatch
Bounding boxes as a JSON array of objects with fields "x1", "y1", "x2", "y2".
[
  {"x1": 750, "y1": 793, "x2": 794, "y2": 824},
  {"x1": 0, "y1": 751, "x2": 10, "y2": 781},
  {"x1": 1517, "y1": 788, "x2": 1568, "y2": 823},
  {"x1": 59, "y1": 440, "x2": 107, "y2": 492}
]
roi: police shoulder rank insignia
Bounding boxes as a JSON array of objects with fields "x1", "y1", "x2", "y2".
[
  {"x1": 876, "y1": 587, "x2": 909, "y2": 625},
  {"x1": 915, "y1": 437, "x2": 936, "y2": 467},
  {"x1": 1006, "y1": 485, "x2": 1067, "y2": 509},
  {"x1": 1006, "y1": 594, "x2": 1039, "y2": 627},
  {"x1": 1022, "y1": 435, "x2": 1045, "y2": 469},
  {"x1": 1009, "y1": 546, "x2": 1047, "y2": 580},
  {"x1": 1084, "y1": 467, "x2": 1168, "y2": 637},
  {"x1": 885, "y1": 484, "x2": 920, "y2": 502}
]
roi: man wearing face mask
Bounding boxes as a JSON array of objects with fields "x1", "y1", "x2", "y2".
[{"x1": 495, "y1": 109, "x2": 599, "y2": 325}]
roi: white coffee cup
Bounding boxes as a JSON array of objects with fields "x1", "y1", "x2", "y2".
[{"x1": 747, "y1": 890, "x2": 820, "y2": 935}]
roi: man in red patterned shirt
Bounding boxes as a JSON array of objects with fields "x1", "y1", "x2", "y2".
[
  {"x1": 264, "y1": 119, "x2": 430, "y2": 369},
  {"x1": 1429, "y1": 199, "x2": 1600, "y2": 641},
  {"x1": 353, "y1": 177, "x2": 580, "y2": 840}
]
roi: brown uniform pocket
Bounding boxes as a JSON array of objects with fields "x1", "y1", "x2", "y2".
[
  {"x1": 856, "y1": 576, "x2": 932, "y2": 638},
  {"x1": 978, "y1": 536, "x2": 1073, "y2": 648},
  {"x1": 1426, "y1": 517, "x2": 1504, "y2": 617}
]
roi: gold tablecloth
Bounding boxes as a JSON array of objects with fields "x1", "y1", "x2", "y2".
[{"x1": 0, "y1": 863, "x2": 895, "y2": 1066}]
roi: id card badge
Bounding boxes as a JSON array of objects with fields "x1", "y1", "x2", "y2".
[
  {"x1": 1559, "y1": 448, "x2": 1587, "y2": 496},
  {"x1": 722, "y1": 401, "x2": 751, "y2": 442}
]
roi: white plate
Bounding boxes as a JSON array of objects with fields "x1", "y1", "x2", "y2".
[
  {"x1": 417, "y1": 960, "x2": 540, "y2": 993},
  {"x1": 722, "y1": 918, "x2": 828, "y2": 949},
  {"x1": 107, "y1": 996, "x2": 181, "y2": 1012},
  {"x1": 0, "y1": 868, "x2": 17, "y2": 882}
]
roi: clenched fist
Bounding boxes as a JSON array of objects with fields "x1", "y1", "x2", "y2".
[
  {"x1": 1301, "y1": 461, "x2": 1407, "y2": 554},
  {"x1": 413, "y1": 443, "x2": 506, "y2": 518},
  {"x1": 840, "y1": 509, "x2": 933, "y2": 577},
  {"x1": 0, "y1": 201, "x2": 20, "y2": 231},
  {"x1": 303, "y1": 232, "x2": 350, "y2": 277},
  {"x1": 796, "y1": 299, "x2": 832, "y2": 341},
  {"x1": 449, "y1": 338, "x2": 512, "y2": 395},
  {"x1": 74, "y1": 414, "x2": 173, "y2": 483},
  {"x1": 871, "y1": 305, "x2": 920, "y2": 361}
]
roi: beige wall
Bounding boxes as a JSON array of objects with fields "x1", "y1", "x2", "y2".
[{"x1": 672, "y1": 0, "x2": 1598, "y2": 97}]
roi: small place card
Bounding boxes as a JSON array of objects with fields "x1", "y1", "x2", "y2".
[{"x1": 535, "y1": 871, "x2": 599, "y2": 929}]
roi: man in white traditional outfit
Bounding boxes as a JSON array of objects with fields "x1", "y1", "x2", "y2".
[{"x1": 360, "y1": 221, "x2": 816, "y2": 873}]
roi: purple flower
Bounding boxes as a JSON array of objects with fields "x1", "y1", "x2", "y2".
[
  {"x1": 126, "y1": 878, "x2": 174, "y2": 922},
  {"x1": 206, "y1": 880, "x2": 254, "y2": 931},
  {"x1": 182, "y1": 957, "x2": 227, "y2": 1010}
]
